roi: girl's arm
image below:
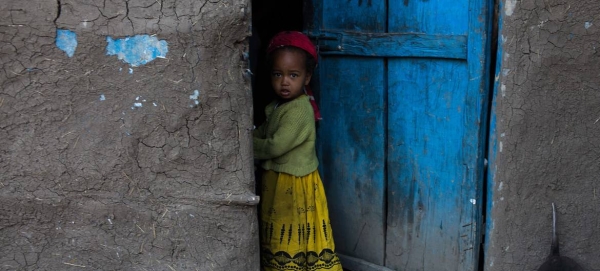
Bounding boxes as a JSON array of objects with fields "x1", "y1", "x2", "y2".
[
  {"x1": 253, "y1": 107, "x2": 312, "y2": 160},
  {"x1": 253, "y1": 122, "x2": 266, "y2": 138}
]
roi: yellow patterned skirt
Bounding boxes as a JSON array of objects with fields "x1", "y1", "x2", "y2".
[{"x1": 260, "y1": 170, "x2": 343, "y2": 271}]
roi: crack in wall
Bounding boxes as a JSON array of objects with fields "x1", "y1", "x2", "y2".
[{"x1": 53, "y1": 0, "x2": 61, "y2": 26}]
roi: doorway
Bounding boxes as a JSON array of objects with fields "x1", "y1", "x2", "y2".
[
  {"x1": 250, "y1": 1, "x2": 496, "y2": 271},
  {"x1": 250, "y1": 0, "x2": 304, "y2": 126}
]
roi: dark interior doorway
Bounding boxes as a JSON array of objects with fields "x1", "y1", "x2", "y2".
[
  {"x1": 250, "y1": 0, "x2": 304, "y2": 125},
  {"x1": 250, "y1": 1, "x2": 310, "y2": 269}
]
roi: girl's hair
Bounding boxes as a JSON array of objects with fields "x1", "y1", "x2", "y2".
[{"x1": 266, "y1": 46, "x2": 317, "y2": 75}]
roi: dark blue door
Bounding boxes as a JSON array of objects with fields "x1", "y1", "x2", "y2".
[{"x1": 307, "y1": 1, "x2": 491, "y2": 270}]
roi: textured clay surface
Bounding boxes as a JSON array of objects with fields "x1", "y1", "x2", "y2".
[
  {"x1": 0, "y1": 0, "x2": 258, "y2": 270},
  {"x1": 487, "y1": 0, "x2": 600, "y2": 270}
]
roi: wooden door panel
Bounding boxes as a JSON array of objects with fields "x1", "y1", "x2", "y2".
[
  {"x1": 322, "y1": 0, "x2": 385, "y2": 32},
  {"x1": 318, "y1": 57, "x2": 386, "y2": 265},
  {"x1": 390, "y1": 0, "x2": 469, "y2": 34},
  {"x1": 308, "y1": 0, "x2": 490, "y2": 270},
  {"x1": 386, "y1": 58, "x2": 477, "y2": 270}
]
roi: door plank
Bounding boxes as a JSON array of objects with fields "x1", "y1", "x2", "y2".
[
  {"x1": 318, "y1": 56, "x2": 386, "y2": 265},
  {"x1": 315, "y1": 31, "x2": 467, "y2": 59},
  {"x1": 314, "y1": 0, "x2": 388, "y2": 266},
  {"x1": 322, "y1": 0, "x2": 385, "y2": 32},
  {"x1": 386, "y1": 58, "x2": 476, "y2": 271},
  {"x1": 390, "y1": 0, "x2": 469, "y2": 34}
]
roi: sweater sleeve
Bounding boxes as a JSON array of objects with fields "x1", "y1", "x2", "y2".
[{"x1": 253, "y1": 105, "x2": 313, "y2": 160}]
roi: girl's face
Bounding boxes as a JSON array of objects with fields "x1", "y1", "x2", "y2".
[{"x1": 270, "y1": 49, "x2": 312, "y2": 102}]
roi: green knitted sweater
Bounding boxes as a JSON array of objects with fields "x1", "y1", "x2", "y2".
[{"x1": 253, "y1": 95, "x2": 318, "y2": 177}]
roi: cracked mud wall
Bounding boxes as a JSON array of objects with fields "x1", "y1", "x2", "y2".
[
  {"x1": 0, "y1": 0, "x2": 258, "y2": 270},
  {"x1": 486, "y1": 0, "x2": 600, "y2": 270}
]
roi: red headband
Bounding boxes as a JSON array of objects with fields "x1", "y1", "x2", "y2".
[{"x1": 267, "y1": 31, "x2": 318, "y2": 63}]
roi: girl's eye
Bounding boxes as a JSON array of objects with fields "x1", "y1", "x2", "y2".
[
  {"x1": 291, "y1": 73, "x2": 299, "y2": 78},
  {"x1": 272, "y1": 72, "x2": 282, "y2": 77}
]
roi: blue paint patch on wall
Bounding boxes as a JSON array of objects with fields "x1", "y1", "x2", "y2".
[
  {"x1": 56, "y1": 29, "x2": 78, "y2": 57},
  {"x1": 189, "y1": 90, "x2": 200, "y2": 105},
  {"x1": 106, "y1": 35, "x2": 168, "y2": 67}
]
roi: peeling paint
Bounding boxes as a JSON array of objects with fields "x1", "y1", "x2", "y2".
[
  {"x1": 132, "y1": 102, "x2": 143, "y2": 109},
  {"x1": 56, "y1": 29, "x2": 77, "y2": 58},
  {"x1": 470, "y1": 199, "x2": 477, "y2": 205},
  {"x1": 505, "y1": 0, "x2": 517, "y2": 16},
  {"x1": 189, "y1": 90, "x2": 200, "y2": 106},
  {"x1": 99, "y1": 94, "x2": 106, "y2": 101},
  {"x1": 129, "y1": 68, "x2": 134, "y2": 74},
  {"x1": 585, "y1": 22, "x2": 593, "y2": 29},
  {"x1": 106, "y1": 35, "x2": 168, "y2": 67}
]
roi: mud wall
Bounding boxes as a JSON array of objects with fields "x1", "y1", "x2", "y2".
[
  {"x1": 0, "y1": 0, "x2": 258, "y2": 270},
  {"x1": 486, "y1": 0, "x2": 600, "y2": 270}
]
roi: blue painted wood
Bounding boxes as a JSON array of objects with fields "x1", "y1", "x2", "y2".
[
  {"x1": 308, "y1": 0, "x2": 491, "y2": 270},
  {"x1": 391, "y1": 0, "x2": 469, "y2": 34},
  {"x1": 315, "y1": 31, "x2": 467, "y2": 59},
  {"x1": 467, "y1": 0, "x2": 493, "y2": 267},
  {"x1": 386, "y1": 58, "x2": 476, "y2": 271},
  {"x1": 322, "y1": 0, "x2": 385, "y2": 33},
  {"x1": 312, "y1": 0, "x2": 388, "y2": 266},
  {"x1": 385, "y1": 0, "x2": 490, "y2": 270},
  {"x1": 317, "y1": 57, "x2": 386, "y2": 265}
]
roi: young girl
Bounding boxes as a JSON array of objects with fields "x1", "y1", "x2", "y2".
[{"x1": 253, "y1": 31, "x2": 343, "y2": 271}]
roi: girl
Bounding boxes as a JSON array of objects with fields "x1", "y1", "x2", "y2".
[{"x1": 253, "y1": 31, "x2": 343, "y2": 271}]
